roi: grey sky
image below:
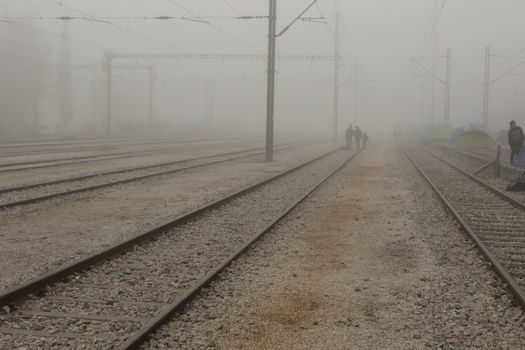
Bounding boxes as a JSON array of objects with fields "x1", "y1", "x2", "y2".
[{"x1": 1, "y1": 1, "x2": 525, "y2": 136}]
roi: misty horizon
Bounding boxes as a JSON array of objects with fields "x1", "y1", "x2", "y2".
[{"x1": 1, "y1": 1, "x2": 524, "y2": 140}]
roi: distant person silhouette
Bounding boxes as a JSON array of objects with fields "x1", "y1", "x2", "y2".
[
  {"x1": 362, "y1": 132, "x2": 369, "y2": 149},
  {"x1": 354, "y1": 126, "x2": 363, "y2": 150},
  {"x1": 345, "y1": 125, "x2": 353, "y2": 150}
]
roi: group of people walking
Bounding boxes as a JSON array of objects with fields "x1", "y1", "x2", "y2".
[{"x1": 345, "y1": 125, "x2": 369, "y2": 151}]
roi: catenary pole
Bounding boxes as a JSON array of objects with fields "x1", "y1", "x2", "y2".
[
  {"x1": 333, "y1": 12, "x2": 340, "y2": 142},
  {"x1": 444, "y1": 48, "x2": 451, "y2": 124},
  {"x1": 483, "y1": 46, "x2": 491, "y2": 132},
  {"x1": 148, "y1": 66, "x2": 156, "y2": 127},
  {"x1": 105, "y1": 53, "x2": 113, "y2": 135},
  {"x1": 266, "y1": 0, "x2": 277, "y2": 161},
  {"x1": 431, "y1": 31, "x2": 437, "y2": 124}
]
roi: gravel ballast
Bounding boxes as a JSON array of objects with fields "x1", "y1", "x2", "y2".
[
  {"x1": 0, "y1": 143, "x2": 334, "y2": 292},
  {"x1": 139, "y1": 143, "x2": 525, "y2": 350},
  {"x1": 0, "y1": 149, "x2": 353, "y2": 349},
  {"x1": 0, "y1": 139, "x2": 268, "y2": 189}
]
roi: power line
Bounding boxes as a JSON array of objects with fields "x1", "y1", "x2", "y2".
[
  {"x1": 0, "y1": 19, "x2": 114, "y2": 53},
  {"x1": 0, "y1": 15, "x2": 212, "y2": 22},
  {"x1": 419, "y1": 0, "x2": 448, "y2": 59},
  {"x1": 414, "y1": 0, "x2": 439, "y2": 58},
  {"x1": 219, "y1": 0, "x2": 266, "y2": 37},
  {"x1": 164, "y1": 0, "x2": 260, "y2": 52},
  {"x1": 456, "y1": 47, "x2": 525, "y2": 87},
  {"x1": 38, "y1": 0, "x2": 187, "y2": 52},
  {"x1": 315, "y1": 2, "x2": 354, "y2": 64}
]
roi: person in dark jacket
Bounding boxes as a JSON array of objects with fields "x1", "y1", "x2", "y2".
[
  {"x1": 354, "y1": 126, "x2": 363, "y2": 150},
  {"x1": 345, "y1": 125, "x2": 353, "y2": 150},
  {"x1": 508, "y1": 120, "x2": 525, "y2": 165}
]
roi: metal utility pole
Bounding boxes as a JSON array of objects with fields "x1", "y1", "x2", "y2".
[
  {"x1": 419, "y1": 78, "x2": 426, "y2": 127},
  {"x1": 444, "y1": 48, "x2": 451, "y2": 124},
  {"x1": 332, "y1": 11, "x2": 340, "y2": 142},
  {"x1": 58, "y1": 22, "x2": 74, "y2": 129},
  {"x1": 206, "y1": 82, "x2": 215, "y2": 129},
  {"x1": 353, "y1": 64, "x2": 359, "y2": 124},
  {"x1": 105, "y1": 53, "x2": 114, "y2": 135},
  {"x1": 266, "y1": 0, "x2": 277, "y2": 161},
  {"x1": 431, "y1": 31, "x2": 437, "y2": 124},
  {"x1": 148, "y1": 66, "x2": 156, "y2": 127},
  {"x1": 483, "y1": 46, "x2": 491, "y2": 132}
]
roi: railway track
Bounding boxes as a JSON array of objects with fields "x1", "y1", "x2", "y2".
[
  {"x1": 402, "y1": 144, "x2": 525, "y2": 311},
  {"x1": 0, "y1": 137, "x2": 239, "y2": 172},
  {"x1": 0, "y1": 136, "x2": 217, "y2": 156},
  {"x1": 0, "y1": 148, "x2": 358, "y2": 349},
  {"x1": 427, "y1": 142, "x2": 522, "y2": 182},
  {"x1": 0, "y1": 146, "x2": 179, "y2": 171},
  {"x1": 426, "y1": 144, "x2": 490, "y2": 174},
  {"x1": 0, "y1": 143, "x2": 306, "y2": 210}
]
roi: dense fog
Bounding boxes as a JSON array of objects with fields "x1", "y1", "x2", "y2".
[{"x1": 1, "y1": 0, "x2": 524, "y2": 140}]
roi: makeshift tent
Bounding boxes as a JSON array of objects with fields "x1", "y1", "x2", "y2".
[
  {"x1": 427, "y1": 124, "x2": 454, "y2": 142},
  {"x1": 449, "y1": 127, "x2": 465, "y2": 145},
  {"x1": 455, "y1": 130, "x2": 496, "y2": 149}
]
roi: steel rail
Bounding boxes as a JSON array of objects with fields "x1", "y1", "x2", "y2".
[
  {"x1": 430, "y1": 142, "x2": 492, "y2": 164},
  {"x1": 0, "y1": 147, "x2": 348, "y2": 308},
  {"x1": 472, "y1": 160, "x2": 495, "y2": 176},
  {"x1": 0, "y1": 136, "x2": 183, "y2": 150},
  {"x1": 0, "y1": 142, "x2": 303, "y2": 196},
  {"x1": 0, "y1": 144, "x2": 174, "y2": 161},
  {"x1": 0, "y1": 146, "x2": 184, "y2": 170},
  {"x1": 0, "y1": 137, "x2": 246, "y2": 171},
  {"x1": 402, "y1": 145, "x2": 525, "y2": 309},
  {"x1": 424, "y1": 148, "x2": 525, "y2": 210},
  {"x1": 0, "y1": 136, "x2": 228, "y2": 153},
  {"x1": 0, "y1": 143, "x2": 306, "y2": 210},
  {"x1": 118, "y1": 150, "x2": 359, "y2": 349},
  {"x1": 0, "y1": 139, "x2": 180, "y2": 158}
]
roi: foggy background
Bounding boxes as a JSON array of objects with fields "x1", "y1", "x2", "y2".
[{"x1": 1, "y1": 0, "x2": 524, "y2": 140}]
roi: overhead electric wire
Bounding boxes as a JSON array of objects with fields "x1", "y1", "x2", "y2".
[
  {"x1": 164, "y1": 0, "x2": 260, "y2": 52},
  {"x1": 414, "y1": 0, "x2": 440, "y2": 59},
  {"x1": 315, "y1": 1, "x2": 356, "y2": 65},
  {"x1": 419, "y1": 0, "x2": 448, "y2": 59},
  {"x1": 219, "y1": 0, "x2": 266, "y2": 38},
  {"x1": 456, "y1": 47, "x2": 525, "y2": 87},
  {"x1": 38, "y1": 0, "x2": 187, "y2": 52},
  {"x1": 0, "y1": 18, "x2": 114, "y2": 53},
  {"x1": 491, "y1": 60, "x2": 525, "y2": 84}
]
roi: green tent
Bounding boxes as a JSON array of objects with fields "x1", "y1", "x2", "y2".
[
  {"x1": 456, "y1": 130, "x2": 496, "y2": 149},
  {"x1": 428, "y1": 124, "x2": 454, "y2": 142}
]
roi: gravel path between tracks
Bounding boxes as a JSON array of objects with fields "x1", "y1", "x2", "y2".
[
  {"x1": 0, "y1": 143, "x2": 333, "y2": 293},
  {"x1": 141, "y1": 143, "x2": 525, "y2": 350}
]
